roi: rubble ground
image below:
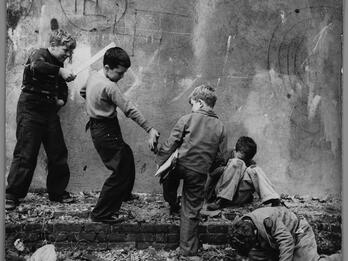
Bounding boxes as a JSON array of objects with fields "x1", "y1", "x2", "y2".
[{"x1": 5, "y1": 192, "x2": 342, "y2": 261}]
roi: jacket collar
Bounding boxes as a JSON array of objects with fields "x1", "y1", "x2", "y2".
[{"x1": 194, "y1": 108, "x2": 218, "y2": 118}]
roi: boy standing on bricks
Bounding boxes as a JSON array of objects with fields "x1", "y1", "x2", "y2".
[
  {"x1": 156, "y1": 84, "x2": 228, "y2": 260},
  {"x1": 6, "y1": 29, "x2": 77, "y2": 210},
  {"x1": 80, "y1": 47, "x2": 160, "y2": 223}
]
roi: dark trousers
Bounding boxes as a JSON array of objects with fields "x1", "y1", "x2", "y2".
[
  {"x1": 6, "y1": 92, "x2": 70, "y2": 200},
  {"x1": 89, "y1": 117, "x2": 135, "y2": 219},
  {"x1": 163, "y1": 164, "x2": 207, "y2": 256}
]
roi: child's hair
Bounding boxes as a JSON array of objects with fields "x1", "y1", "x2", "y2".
[
  {"x1": 229, "y1": 218, "x2": 257, "y2": 257},
  {"x1": 235, "y1": 136, "x2": 257, "y2": 162},
  {"x1": 49, "y1": 29, "x2": 76, "y2": 50},
  {"x1": 189, "y1": 84, "x2": 217, "y2": 108},
  {"x1": 103, "y1": 47, "x2": 131, "y2": 69}
]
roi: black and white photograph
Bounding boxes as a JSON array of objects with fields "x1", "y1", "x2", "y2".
[{"x1": 4, "y1": 0, "x2": 344, "y2": 260}]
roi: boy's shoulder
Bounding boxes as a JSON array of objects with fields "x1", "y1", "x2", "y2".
[
  {"x1": 29, "y1": 48, "x2": 49, "y2": 59},
  {"x1": 88, "y1": 71, "x2": 115, "y2": 88}
]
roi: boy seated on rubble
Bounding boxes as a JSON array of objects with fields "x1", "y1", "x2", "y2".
[{"x1": 205, "y1": 136, "x2": 281, "y2": 211}]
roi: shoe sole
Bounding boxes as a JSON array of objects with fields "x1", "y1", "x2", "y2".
[
  {"x1": 90, "y1": 217, "x2": 126, "y2": 224},
  {"x1": 5, "y1": 205, "x2": 17, "y2": 211},
  {"x1": 5, "y1": 200, "x2": 18, "y2": 211}
]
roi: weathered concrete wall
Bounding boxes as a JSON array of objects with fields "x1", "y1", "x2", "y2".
[{"x1": 6, "y1": 0, "x2": 342, "y2": 195}]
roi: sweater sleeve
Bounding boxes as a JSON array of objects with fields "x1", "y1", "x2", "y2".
[{"x1": 105, "y1": 84, "x2": 152, "y2": 132}]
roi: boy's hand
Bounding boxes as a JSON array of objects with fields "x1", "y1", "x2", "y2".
[
  {"x1": 148, "y1": 128, "x2": 160, "y2": 153},
  {"x1": 59, "y1": 68, "x2": 76, "y2": 82}
]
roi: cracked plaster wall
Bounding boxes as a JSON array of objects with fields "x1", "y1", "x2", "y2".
[{"x1": 5, "y1": 0, "x2": 342, "y2": 196}]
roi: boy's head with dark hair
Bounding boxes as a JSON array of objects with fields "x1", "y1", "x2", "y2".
[
  {"x1": 229, "y1": 218, "x2": 257, "y2": 257},
  {"x1": 188, "y1": 84, "x2": 217, "y2": 110},
  {"x1": 48, "y1": 29, "x2": 76, "y2": 62},
  {"x1": 103, "y1": 47, "x2": 131, "y2": 83},
  {"x1": 103, "y1": 47, "x2": 131, "y2": 69},
  {"x1": 235, "y1": 136, "x2": 257, "y2": 163}
]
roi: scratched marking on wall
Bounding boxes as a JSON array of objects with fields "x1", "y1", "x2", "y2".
[
  {"x1": 267, "y1": 6, "x2": 342, "y2": 156},
  {"x1": 59, "y1": 0, "x2": 127, "y2": 31}
]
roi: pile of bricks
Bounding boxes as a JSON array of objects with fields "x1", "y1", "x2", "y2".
[{"x1": 6, "y1": 212, "x2": 341, "y2": 254}]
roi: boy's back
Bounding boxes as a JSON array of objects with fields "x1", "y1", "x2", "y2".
[{"x1": 158, "y1": 108, "x2": 226, "y2": 175}]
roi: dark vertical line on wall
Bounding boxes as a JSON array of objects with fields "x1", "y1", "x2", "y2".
[
  {"x1": 132, "y1": 10, "x2": 137, "y2": 56},
  {"x1": 83, "y1": 0, "x2": 86, "y2": 15},
  {"x1": 113, "y1": 13, "x2": 118, "y2": 34},
  {"x1": 75, "y1": 0, "x2": 77, "y2": 13}
]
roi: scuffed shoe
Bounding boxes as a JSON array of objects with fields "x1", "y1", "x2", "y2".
[
  {"x1": 49, "y1": 191, "x2": 75, "y2": 203},
  {"x1": 170, "y1": 203, "x2": 181, "y2": 216},
  {"x1": 263, "y1": 198, "x2": 285, "y2": 207},
  {"x1": 206, "y1": 198, "x2": 222, "y2": 211},
  {"x1": 5, "y1": 198, "x2": 19, "y2": 211},
  {"x1": 91, "y1": 213, "x2": 127, "y2": 224},
  {"x1": 123, "y1": 193, "x2": 140, "y2": 202}
]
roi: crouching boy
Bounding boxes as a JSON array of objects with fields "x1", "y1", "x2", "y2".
[
  {"x1": 205, "y1": 136, "x2": 281, "y2": 210},
  {"x1": 229, "y1": 206, "x2": 342, "y2": 261},
  {"x1": 156, "y1": 84, "x2": 227, "y2": 259}
]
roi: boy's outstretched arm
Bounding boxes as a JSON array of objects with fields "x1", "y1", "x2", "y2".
[
  {"x1": 148, "y1": 128, "x2": 160, "y2": 152},
  {"x1": 107, "y1": 83, "x2": 160, "y2": 149}
]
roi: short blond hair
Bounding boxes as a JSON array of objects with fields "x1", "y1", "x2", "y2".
[
  {"x1": 189, "y1": 84, "x2": 217, "y2": 108},
  {"x1": 49, "y1": 29, "x2": 76, "y2": 50}
]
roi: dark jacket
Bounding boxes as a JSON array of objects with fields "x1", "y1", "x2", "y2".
[
  {"x1": 22, "y1": 48, "x2": 68, "y2": 104},
  {"x1": 156, "y1": 108, "x2": 227, "y2": 174}
]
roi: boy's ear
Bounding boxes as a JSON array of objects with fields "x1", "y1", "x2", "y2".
[
  {"x1": 198, "y1": 99, "x2": 205, "y2": 108},
  {"x1": 104, "y1": 64, "x2": 110, "y2": 71}
]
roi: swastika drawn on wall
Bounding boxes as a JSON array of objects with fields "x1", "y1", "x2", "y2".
[{"x1": 59, "y1": 0, "x2": 127, "y2": 31}]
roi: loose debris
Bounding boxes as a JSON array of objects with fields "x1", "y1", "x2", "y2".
[{"x1": 5, "y1": 192, "x2": 341, "y2": 260}]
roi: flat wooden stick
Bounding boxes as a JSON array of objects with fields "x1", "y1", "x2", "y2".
[{"x1": 74, "y1": 42, "x2": 116, "y2": 75}]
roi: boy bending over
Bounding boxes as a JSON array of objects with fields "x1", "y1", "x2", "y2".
[
  {"x1": 80, "y1": 47, "x2": 159, "y2": 223},
  {"x1": 229, "y1": 206, "x2": 342, "y2": 261}
]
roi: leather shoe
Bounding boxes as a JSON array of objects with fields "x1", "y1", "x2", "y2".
[
  {"x1": 5, "y1": 198, "x2": 19, "y2": 211},
  {"x1": 169, "y1": 203, "x2": 181, "y2": 216},
  {"x1": 49, "y1": 191, "x2": 75, "y2": 203},
  {"x1": 207, "y1": 198, "x2": 223, "y2": 211},
  {"x1": 263, "y1": 198, "x2": 283, "y2": 207},
  {"x1": 91, "y1": 214, "x2": 127, "y2": 224},
  {"x1": 123, "y1": 193, "x2": 140, "y2": 202}
]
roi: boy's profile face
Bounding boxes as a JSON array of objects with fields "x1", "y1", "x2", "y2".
[
  {"x1": 234, "y1": 151, "x2": 245, "y2": 160},
  {"x1": 105, "y1": 65, "x2": 127, "y2": 82},
  {"x1": 50, "y1": 45, "x2": 73, "y2": 62}
]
